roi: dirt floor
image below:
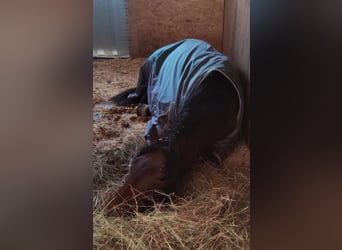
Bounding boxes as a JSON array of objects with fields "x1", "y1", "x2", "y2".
[
  {"x1": 93, "y1": 58, "x2": 250, "y2": 249},
  {"x1": 93, "y1": 58, "x2": 146, "y2": 151}
]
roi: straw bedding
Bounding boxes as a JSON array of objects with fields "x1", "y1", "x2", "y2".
[{"x1": 93, "y1": 58, "x2": 250, "y2": 249}]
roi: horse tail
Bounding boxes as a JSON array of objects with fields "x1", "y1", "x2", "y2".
[{"x1": 108, "y1": 87, "x2": 140, "y2": 106}]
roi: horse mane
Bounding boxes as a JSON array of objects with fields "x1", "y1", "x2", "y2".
[{"x1": 137, "y1": 111, "x2": 191, "y2": 157}]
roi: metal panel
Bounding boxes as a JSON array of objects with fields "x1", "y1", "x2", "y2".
[{"x1": 93, "y1": 0, "x2": 129, "y2": 58}]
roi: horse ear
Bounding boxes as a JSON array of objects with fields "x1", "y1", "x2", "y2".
[{"x1": 145, "y1": 125, "x2": 159, "y2": 145}]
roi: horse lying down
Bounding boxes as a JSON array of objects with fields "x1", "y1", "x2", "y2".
[{"x1": 105, "y1": 39, "x2": 244, "y2": 216}]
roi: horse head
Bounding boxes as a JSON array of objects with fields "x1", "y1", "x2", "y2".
[{"x1": 105, "y1": 145, "x2": 174, "y2": 216}]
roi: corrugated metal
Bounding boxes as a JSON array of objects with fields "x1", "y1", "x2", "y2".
[{"x1": 93, "y1": 0, "x2": 129, "y2": 58}]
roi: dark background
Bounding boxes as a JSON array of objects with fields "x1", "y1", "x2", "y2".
[
  {"x1": 0, "y1": 0, "x2": 341, "y2": 249},
  {"x1": 251, "y1": 1, "x2": 342, "y2": 249}
]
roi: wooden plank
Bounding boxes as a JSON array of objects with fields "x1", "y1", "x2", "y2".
[
  {"x1": 223, "y1": 0, "x2": 250, "y2": 145},
  {"x1": 127, "y1": 0, "x2": 224, "y2": 57}
]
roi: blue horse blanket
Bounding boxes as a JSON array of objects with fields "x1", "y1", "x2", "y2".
[{"x1": 136, "y1": 39, "x2": 244, "y2": 160}]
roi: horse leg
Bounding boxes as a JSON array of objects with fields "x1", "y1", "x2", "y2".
[{"x1": 108, "y1": 60, "x2": 151, "y2": 106}]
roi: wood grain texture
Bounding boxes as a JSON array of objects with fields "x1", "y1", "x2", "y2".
[
  {"x1": 127, "y1": 0, "x2": 224, "y2": 57},
  {"x1": 223, "y1": 0, "x2": 250, "y2": 145}
]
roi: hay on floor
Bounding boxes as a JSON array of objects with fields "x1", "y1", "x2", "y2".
[{"x1": 93, "y1": 59, "x2": 250, "y2": 249}]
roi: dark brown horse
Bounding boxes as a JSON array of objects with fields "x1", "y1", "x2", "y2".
[{"x1": 104, "y1": 39, "x2": 243, "y2": 216}]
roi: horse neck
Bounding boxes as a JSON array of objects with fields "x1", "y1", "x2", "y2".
[{"x1": 164, "y1": 126, "x2": 203, "y2": 180}]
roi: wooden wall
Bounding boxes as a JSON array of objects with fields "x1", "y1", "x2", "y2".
[
  {"x1": 223, "y1": 0, "x2": 250, "y2": 83},
  {"x1": 223, "y1": 0, "x2": 250, "y2": 145},
  {"x1": 127, "y1": 0, "x2": 224, "y2": 57}
]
